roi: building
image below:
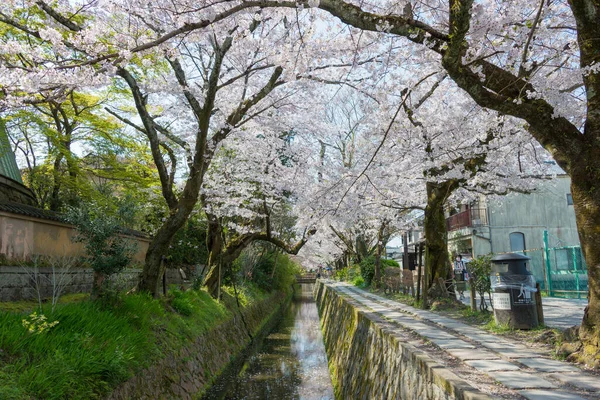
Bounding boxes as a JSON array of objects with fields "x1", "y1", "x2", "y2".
[
  {"x1": 0, "y1": 120, "x2": 36, "y2": 205},
  {"x1": 447, "y1": 175, "x2": 583, "y2": 292}
]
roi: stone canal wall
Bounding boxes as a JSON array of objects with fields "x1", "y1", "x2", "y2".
[
  {"x1": 109, "y1": 290, "x2": 290, "y2": 400},
  {"x1": 314, "y1": 281, "x2": 488, "y2": 400}
]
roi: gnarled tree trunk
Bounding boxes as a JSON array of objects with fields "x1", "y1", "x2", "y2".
[
  {"x1": 424, "y1": 181, "x2": 457, "y2": 301},
  {"x1": 571, "y1": 154, "x2": 600, "y2": 365}
]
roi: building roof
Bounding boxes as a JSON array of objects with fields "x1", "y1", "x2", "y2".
[
  {"x1": 0, "y1": 120, "x2": 24, "y2": 184},
  {"x1": 0, "y1": 200, "x2": 150, "y2": 239},
  {"x1": 0, "y1": 200, "x2": 62, "y2": 222}
]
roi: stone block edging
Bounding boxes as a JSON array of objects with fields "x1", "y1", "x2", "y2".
[{"x1": 315, "y1": 281, "x2": 492, "y2": 400}]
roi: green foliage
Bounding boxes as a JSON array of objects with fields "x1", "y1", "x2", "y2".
[
  {"x1": 484, "y1": 318, "x2": 512, "y2": 334},
  {"x1": 335, "y1": 265, "x2": 360, "y2": 282},
  {"x1": 166, "y1": 214, "x2": 209, "y2": 267},
  {"x1": 0, "y1": 288, "x2": 232, "y2": 399},
  {"x1": 352, "y1": 276, "x2": 365, "y2": 287},
  {"x1": 335, "y1": 267, "x2": 349, "y2": 281},
  {"x1": 249, "y1": 251, "x2": 301, "y2": 293},
  {"x1": 229, "y1": 243, "x2": 302, "y2": 294},
  {"x1": 468, "y1": 254, "x2": 493, "y2": 310},
  {"x1": 459, "y1": 308, "x2": 494, "y2": 325},
  {"x1": 382, "y1": 258, "x2": 400, "y2": 268},
  {"x1": 65, "y1": 202, "x2": 137, "y2": 279},
  {"x1": 21, "y1": 312, "x2": 59, "y2": 335},
  {"x1": 170, "y1": 289, "x2": 195, "y2": 316},
  {"x1": 359, "y1": 256, "x2": 388, "y2": 286}
]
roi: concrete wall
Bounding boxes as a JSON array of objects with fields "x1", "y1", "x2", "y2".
[
  {"x1": 448, "y1": 176, "x2": 579, "y2": 258},
  {"x1": 487, "y1": 176, "x2": 579, "y2": 252},
  {"x1": 315, "y1": 281, "x2": 490, "y2": 400},
  {"x1": 0, "y1": 211, "x2": 150, "y2": 263}
]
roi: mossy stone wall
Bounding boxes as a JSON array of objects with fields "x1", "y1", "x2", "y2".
[{"x1": 314, "y1": 282, "x2": 491, "y2": 400}]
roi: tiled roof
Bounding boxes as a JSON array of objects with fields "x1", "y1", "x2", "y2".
[
  {"x1": 0, "y1": 200, "x2": 63, "y2": 222},
  {"x1": 0, "y1": 121, "x2": 24, "y2": 184},
  {"x1": 0, "y1": 200, "x2": 150, "y2": 239}
]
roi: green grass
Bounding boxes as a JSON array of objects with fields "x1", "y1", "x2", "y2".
[
  {"x1": 459, "y1": 308, "x2": 494, "y2": 325},
  {"x1": 0, "y1": 288, "x2": 239, "y2": 399},
  {"x1": 0, "y1": 293, "x2": 89, "y2": 313}
]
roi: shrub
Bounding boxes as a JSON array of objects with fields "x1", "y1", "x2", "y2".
[
  {"x1": 382, "y1": 258, "x2": 400, "y2": 268},
  {"x1": 335, "y1": 267, "x2": 349, "y2": 281},
  {"x1": 166, "y1": 215, "x2": 209, "y2": 267},
  {"x1": 65, "y1": 203, "x2": 137, "y2": 297},
  {"x1": 240, "y1": 250, "x2": 301, "y2": 293},
  {"x1": 468, "y1": 254, "x2": 493, "y2": 311},
  {"x1": 352, "y1": 276, "x2": 365, "y2": 287}
]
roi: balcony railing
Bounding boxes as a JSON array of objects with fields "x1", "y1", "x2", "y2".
[{"x1": 446, "y1": 208, "x2": 488, "y2": 231}]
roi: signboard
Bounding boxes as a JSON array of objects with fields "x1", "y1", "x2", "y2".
[
  {"x1": 513, "y1": 286, "x2": 534, "y2": 305},
  {"x1": 493, "y1": 293, "x2": 511, "y2": 310}
]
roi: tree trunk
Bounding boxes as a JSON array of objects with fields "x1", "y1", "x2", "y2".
[
  {"x1": 571, "y1": 157, "x2": 600, "y2": 365},
  {"x1": 373, "y1": 223, "x2": 385, "y2": 288},
  {"x1": 138, "y1": 201, "x2": 195, "y2": 296},
  {"x1": 202, "y1": 217, "x2": 224, "y2": 297},
  {"x1": 90, "y1": 271, "x2": 105, "y2": 300},
  {"x1": 424, "y1": 181, "x2": 456, "y2": 298}
]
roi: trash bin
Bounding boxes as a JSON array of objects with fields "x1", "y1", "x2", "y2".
[{"x1": 490, "y1": 253, "x2": 538, "y2": 329}]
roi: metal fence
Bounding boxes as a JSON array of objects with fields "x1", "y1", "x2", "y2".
[
  {"x1": 487, "y1": 231, "x2": 587, "y2": 299},
  {"x1": 522, "y1": 232, "x2": 588, "y2": 299}
]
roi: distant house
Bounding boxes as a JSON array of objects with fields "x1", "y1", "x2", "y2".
[{"x1": 447, "y1": 174, "x2": 583, "y2": 290}]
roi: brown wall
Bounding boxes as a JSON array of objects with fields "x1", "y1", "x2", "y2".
[{"x1": 0, "y1": 211, "x2": 150, "y2": 263}]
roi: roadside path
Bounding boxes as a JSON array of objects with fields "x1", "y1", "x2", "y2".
[
  {"x1": 326, "y1": 281, "x2": 599, "y2": 400},
  {"x1": 458, "y1": 293, "x2": 587, "y2": 329}
]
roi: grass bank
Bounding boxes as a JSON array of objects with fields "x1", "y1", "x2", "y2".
[{"x1": 0, "y1": 284, "x2": 273, "y2": 400}]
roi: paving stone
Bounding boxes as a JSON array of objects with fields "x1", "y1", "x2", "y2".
[
  {"x1": 493, "y1": 371, "x2": 556, "y2": 389},
  {"x1": 465, "y1": 359, "x2": 520, "y2": 372},
  {"x1": 549, "y1": 372, "x2": 600, "y2": 391},
  {"x1": 445, "y1": 348, "x2": 500, "y2": 361},
  {"x1": 518, "y1": 389, "x2": 586, "y2": 400},
  {"x1": 479, "y1": 342, "x2": 541, "y2": 358},
  {"x1": 479, "y1": 340, "x2": 518, "y2": 350},
  {"x1": 409, "y1": 324, "x2": 433, "y2": 331},
  {"x1": 517, "y1": 358, "x2": 580, "y2": 372},
  {"x1": 462, "y1": 333, "x2": 499, "y2": 342},
  {"x1": 430, "y1": 339, "x2": 475, "y2": 349},
  {"x1": 417, "y1": 330, "x2": 457, "y2": 340},
  {"x1": 495, "y1": 348, "x2": 545, "y2": 359},
  {"x1": 439, "y1": 322, "x2": 472, "y2": 330}
]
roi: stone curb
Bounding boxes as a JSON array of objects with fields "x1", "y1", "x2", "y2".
[
  {"x1": 335, "y1": 283, "x2": 599, "y2": 399},
  {"x1": 320, "y1": 281, "x2": 493, "y2": 400}
]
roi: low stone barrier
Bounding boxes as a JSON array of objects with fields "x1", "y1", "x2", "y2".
[
  {"x1": 0, "y1": 266, "x2": 189, "y2": 301},
  {"x1": 314, "y1": 281, "x2": 490, "y2": 400},
  {"x1": 109, "y1": 290, "x2": 290, "y2": 400}
]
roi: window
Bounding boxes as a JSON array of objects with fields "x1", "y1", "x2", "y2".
[
  {"x1": 566, "y1": 193, "x2": 573, "y2": 205},
  {"x1": 509, "y1": 232, "x2": 526, "y2": 252}
]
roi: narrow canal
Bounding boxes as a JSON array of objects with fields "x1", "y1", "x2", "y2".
[{"x1": 213, "y1": 283, "x2": 334, "y2": 399}]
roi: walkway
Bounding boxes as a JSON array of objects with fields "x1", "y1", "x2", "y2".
[
  {"x1": 458, "y1": 293, "x2": 587, "y2": 329},
  {"x1": 326, "y1": 281, "x2": 600, "y2": 400}
]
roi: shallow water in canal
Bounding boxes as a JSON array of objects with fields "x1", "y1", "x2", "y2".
[{"x1": 219, "y1": 283, "x2": 334, "y2": 400}]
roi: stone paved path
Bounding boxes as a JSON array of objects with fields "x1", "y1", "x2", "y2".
[
  {"x1": 326, "y1": 282, "x2": 600, "y2": 400},
  {"x1": 458, "y1": 293, "x2": 587, "y2": 329}
]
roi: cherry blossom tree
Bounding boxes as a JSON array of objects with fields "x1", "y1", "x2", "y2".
[
  {"x1": 3, "y1": 0, "x2": 600, "y2": 360},
  {"x1": 233, "y1": 0, "x2": 600, "y2": 360}
]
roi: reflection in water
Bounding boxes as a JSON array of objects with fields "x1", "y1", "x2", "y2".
[{"x1": 223, "y1": 284, "x2": 334, "y2": 400}]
